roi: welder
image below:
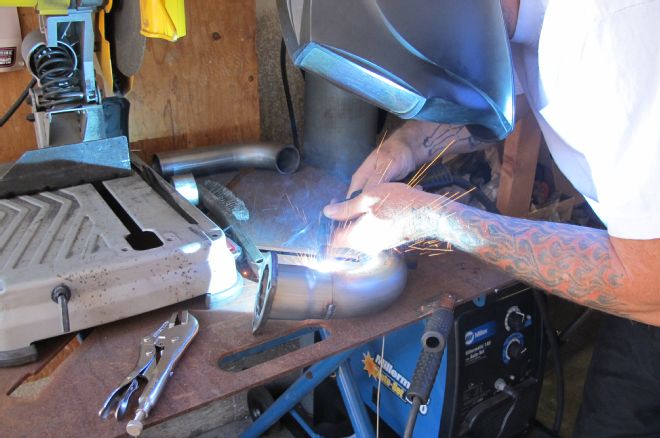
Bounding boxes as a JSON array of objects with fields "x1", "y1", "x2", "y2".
[{"x1": 323, "y1": 0, "x2": 660, "y2": 436}]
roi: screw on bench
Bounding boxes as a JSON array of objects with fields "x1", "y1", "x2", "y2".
[{"x1": 51, "y1": 284, "x2": 72, "y2": 333}]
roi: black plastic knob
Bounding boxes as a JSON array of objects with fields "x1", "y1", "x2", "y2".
[
  {"x1": 507, "y1": 310, "x2": 526, "y2": 332},
  {"x1": 506, "y1": 340, "x2": 527, "y2": 361}
]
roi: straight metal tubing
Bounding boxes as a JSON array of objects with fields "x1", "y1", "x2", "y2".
[
  {"x1": 289, "y1": 409, "x2": 323, "y2": 438},
  {"x1": 240, "y1": 345, "x2": 373, "y2": 438},
  {"x1": 336, "y1": 360, "x2": 376, "y2": 437}
]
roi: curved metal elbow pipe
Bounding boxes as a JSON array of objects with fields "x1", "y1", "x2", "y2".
[
  {"x1": 253, "y1": 251, "x2": 408, "y2": 333},
  {"x1": 153, "y1": 143, "x2": 301, "y2": 178}
]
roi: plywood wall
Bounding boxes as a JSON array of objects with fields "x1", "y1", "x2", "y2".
[
  {"x1": 0, "y1": 9, "x2": 38, "y2": 162},
  {"x1": 0, "y1": 1, "x2": 260, "y2": 163}
]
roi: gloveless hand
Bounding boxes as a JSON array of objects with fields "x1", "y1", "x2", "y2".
[
  {"x1": 346, "y1": 137, "x2": 417, "y2": 196},
  {"x1": 323, "y1": 183, "x2": 453, "y2": 255}
]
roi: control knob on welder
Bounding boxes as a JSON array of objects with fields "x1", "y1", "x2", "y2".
[
  {"x1": 505, "y1": 338, "x2": 527, "y2": 361},
  {"x1": 505, "y1": 306, "x2": 526, "y2": 332}
]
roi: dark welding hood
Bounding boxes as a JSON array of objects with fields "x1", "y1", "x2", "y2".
[{"x1": 278, "y1": 0, "x2": 515, "y2": 141}]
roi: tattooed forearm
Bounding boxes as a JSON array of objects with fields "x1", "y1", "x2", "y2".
[{"x1": 436, "y1": 205, "x2": 628, "y2": 316}]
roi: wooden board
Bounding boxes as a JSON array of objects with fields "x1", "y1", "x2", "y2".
[
  {"x1": 0, "y1": 9, "x2": 38, "y2": 162},
  {"x1": 496, "y1": 99, "x2": 542, "y2": 217},
  {"x1": 0, "y1": 1, "x2": 260, "y2": 163},
  {"x1": 128, "y1": 0, "x2": 260, "y2": 161}
]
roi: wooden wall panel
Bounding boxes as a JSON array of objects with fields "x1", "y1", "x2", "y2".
[
  {"x1": 129, "y1": 0, "x2": 260, "y2": 161},
  {"x1": 0, "y1": 1, "x2": 260, "y2": 164},
  {"x1": 0, "y1": 9, "x2": 38, "y2": 162}
]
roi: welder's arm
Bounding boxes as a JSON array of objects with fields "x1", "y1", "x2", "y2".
[
  {"x1": 347, "y1": 121, "x2": 493, "y2": 195},
  {"x1": 324, "y1": 183, "x2": 660, "y2": 326}
]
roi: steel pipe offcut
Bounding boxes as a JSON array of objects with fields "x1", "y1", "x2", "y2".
[
  {"x1": 153, "y1": 143, "x2": 300, "y2": 178},
  {"x1": 253, "y1": 251, "x2": 408, "y2": 333}
]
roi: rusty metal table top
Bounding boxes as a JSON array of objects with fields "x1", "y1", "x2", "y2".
[{"x1": 0, "y1": 168, "x2": 512, "y2": 437}]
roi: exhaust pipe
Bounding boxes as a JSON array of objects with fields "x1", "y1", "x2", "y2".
[
  {"x1": 253, "y1": 251, "x2": 407, "y2": 333},
  {"x1": 153, "y1": 143, "x2": 301, "y2": 178}
]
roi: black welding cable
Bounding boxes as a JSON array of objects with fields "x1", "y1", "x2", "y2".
[
  {"x1": 533, "y1": 290, "x2": 564, "y2": 435},
  {"x1": 280, "y1": 38, "x2": 301, "y2": 152},
  {"x1": 449, "y1": 176, "x2": 500, "y2": 214},
  {"x1": 0, "y1": 78, "x2": 36, "y2": 128},
  {"x1": 403, "y1": 397, "x2": 422, "y2": 438},
  {"x1": 421, "y1": 176, "x2": 500, "y2": 214},
  {"x1": 495, "y1": 382, "x2": 520, "y2": 438}
]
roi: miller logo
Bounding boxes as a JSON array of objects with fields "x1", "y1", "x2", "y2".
[{"x1": 362, "y1": 352, "x2": 428, "y2": 414}]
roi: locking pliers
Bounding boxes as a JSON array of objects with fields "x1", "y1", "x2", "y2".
[{"x1": 99, "y1": 310, "x2": 199, "y2": 436}]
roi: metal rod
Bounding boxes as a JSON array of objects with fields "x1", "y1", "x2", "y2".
[
  {"x1": 336, "y1": 361, "x2": 376, "y2": 437},
  {"x1": 240, "y1": 348, "x2": 354, "y2": 438},
  {"x1": 51, "y1": 284, "x2": 71, "y2": 333},
  {"x1": 58, "y1": 295, "x2": 70, "y2": 333},
  {"x1": 289, "y1": 409, "x2": 323, "y2": 438}
]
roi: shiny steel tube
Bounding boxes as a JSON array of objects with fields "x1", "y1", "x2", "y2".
[
  {"x1": 153, "y1": 143, "x2": 301, "y2": 178},
  {"x1": 253, "y1": 252, "x2": 407, "y2": 333}
]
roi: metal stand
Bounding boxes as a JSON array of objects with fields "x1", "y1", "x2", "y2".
[{"x1": 241, "y1": 343, "x2": 375, "y2": 438}]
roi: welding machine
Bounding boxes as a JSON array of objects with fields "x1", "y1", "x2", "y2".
[{"x1": 348, "y1": 283, "x2": 545, "y2": 437}]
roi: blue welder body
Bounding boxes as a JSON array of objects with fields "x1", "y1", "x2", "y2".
[
  {"x1": 349, "y1": 283, "x2": 545, "y2": 437},
  {"x1": 348, "y1": 320, "x2": 449, "y2": 436}
]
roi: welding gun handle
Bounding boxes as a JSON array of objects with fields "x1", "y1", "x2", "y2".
[
  {"x1": 407, "y1": 307, "x2": 454, "y2": 404},
  {"x1": 421, "y1": 307, "x2": 453, "y2": 353},
  {"x1": 407, "y1": 350, "x2": 444, "y2": 405}
]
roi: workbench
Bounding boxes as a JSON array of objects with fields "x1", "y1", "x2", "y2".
[{"x1": 0, "y1": 168, "x2": 513, "y2": 437}]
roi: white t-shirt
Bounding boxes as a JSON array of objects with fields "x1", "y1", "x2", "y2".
[{"x1": 510, "y1": 0, "x2": 660, "y2": 239}]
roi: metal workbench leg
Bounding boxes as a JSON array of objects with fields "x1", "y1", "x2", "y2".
[
  {"x1": 336, "y1": 362, "x2": 376, "y2": 437},
  {"x1": 240, "y1": 349, "x2": 354, "y2": 438}
]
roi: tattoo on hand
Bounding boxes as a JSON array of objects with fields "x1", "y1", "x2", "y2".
[{"x1": 421, "y1": 125, "x2": 482, "y2": 156}]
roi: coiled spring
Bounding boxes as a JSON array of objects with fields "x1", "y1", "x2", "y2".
[{"x1": 31, "y1": 43, "x2": 84, "y2": 109}]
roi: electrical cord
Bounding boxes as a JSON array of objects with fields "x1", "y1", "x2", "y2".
[
  {"x1": 494, "y1": 379, "x2": 519, "y2": 438},
  {"x1": 403, "y1": 397, "x2": 422, "y2": 438},
  {"x1": 0, "y1": 78, "x2": 36, "y2": 128},
  {"x1": 403, "y1": 304, "x2": 454, "y2": 438},
  {"x1": 375, "y1": 336, "x2": 385, "y2": 437},
  {"x1": 533, "y1": 290, "x2": 564, "y2": 435},
  {"x1": 417, "y1": 162, "x2": 500, "y2": 214},
  {"x1": 279, "y1": 38, "x2": 301, "y2": 152}
]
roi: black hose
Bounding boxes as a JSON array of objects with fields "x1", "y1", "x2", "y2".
[
  {"x1": 495, "y1": 381, "x2": 520, "y2": 438},
  {"x1": 533, "y1": 290, "x2": 564, "y2": 435},
  {"x1": 0, "y1": 79, "x2": 36, "y2": 127},
  {"x1": 280, "y1": 38, "x2": 301, "y2": 152},
  {"x1": 417, "y1": 162, "x2": 500, "y2": 214},
  {"x1": 422, "y1": 176, "x2": 499, "y2": 214},
  {"x1": 449, "y1": 176, "x2": 500, "y2": 214}
]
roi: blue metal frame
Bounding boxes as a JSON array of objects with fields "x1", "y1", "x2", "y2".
[{"x1": 241, "y1": 329, "x2": 374, "y2": 438}]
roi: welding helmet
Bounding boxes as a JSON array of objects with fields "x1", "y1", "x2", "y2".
[{"x1": 278, "y1": 0, "x2": 515, "y2": 141}]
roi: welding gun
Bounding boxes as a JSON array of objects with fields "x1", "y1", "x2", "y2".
[{"x1": 404, "y1": 296, "x2": 456, "y2": 438}]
